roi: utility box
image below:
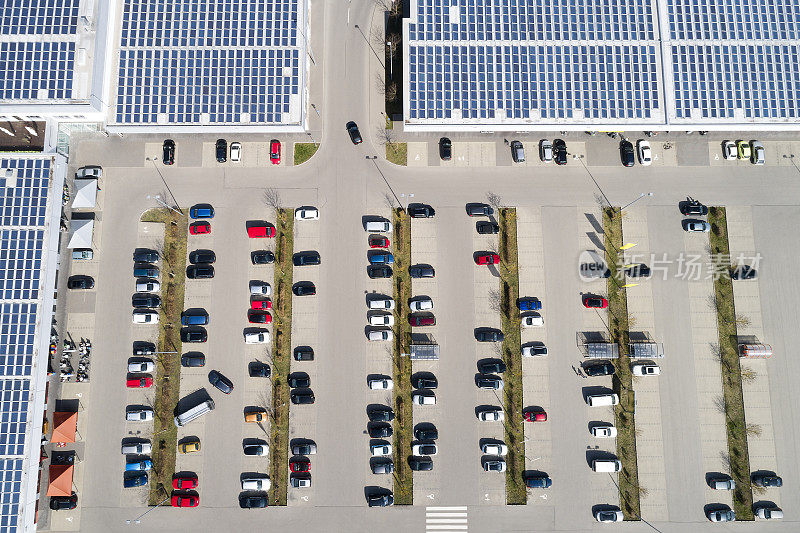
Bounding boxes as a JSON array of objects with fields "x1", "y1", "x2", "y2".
[{"x1": 629, "y1": 342, "x2": 664, "y2": 359}]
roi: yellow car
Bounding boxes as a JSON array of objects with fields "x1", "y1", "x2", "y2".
[
  {"x1": 737, "y1": 140, "x2": 751, "y2": 160},
  {"x1": 244, "y1": 410, "x2": 268, "y2": 423},
  {"x1": 178, "y1": 439, "x2": 200, "y2": 454}
]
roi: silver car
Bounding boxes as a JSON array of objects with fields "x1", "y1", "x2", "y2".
[
  {"x1": 682, "y1": 219, "x2": 710, "y2": 233},
  {"x1": 241, "y1": 477, "x2": 270, "y2": 491},
  {"x1": 121, "y1": 441, "x2": 152, "y2": 454},
  {"x1": 539, "y1": 139, "x2": 553, "y2": 162},
  {"x1": 707, "y1": 509, "x2": 735, "y2": 522},
  {"x1": 409, "y1": 298, "x2": 433, "y2": 312}
]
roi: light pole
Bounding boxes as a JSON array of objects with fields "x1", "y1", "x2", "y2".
[
  {"x1": 572, "y1": 153, "x2": 613, "y2": 208},
  {"x1": 784, "y1": 154, "x2": 800, "y2": 174},
  {"x1": 386, "y1": 41, "x2": 393, "y2": 79},
  {"x1": 620, "y1": 192, "x2": 654, "y2": 212},
  {"x1": 146, "y1": 194, "x2": 181, "y2": 216},
  {"x1": 366, "y1": 156, "x2": 403, "y2": 210},
  {"x1": 125, "y1": 497, "x2": 170, "y2": 524},
  {"x1": 145, "y1": 158, "x2": 183, "y2": 214},
  {"x1": 292, "y1": 14, "x2": 315, "y2": 66}
]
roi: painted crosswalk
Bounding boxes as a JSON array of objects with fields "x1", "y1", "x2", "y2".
[{"x1": 426, "y1": 507, "x2": 468, "y2": 532}]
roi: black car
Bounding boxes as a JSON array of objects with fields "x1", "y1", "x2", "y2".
[
  {"x1": 133, "y1": 342, "x2": 155, "y2": 356},
  {"x1": 292, "y1": 441, "x2": 317, "y2": 455},
  {"x1": 186, "y1": 265, "x2": 214, "y2": 279},
  {"x1": 731, "y1": 265, "x2": 757, "y2": 280},
  {"x1": 180, "y1": 327, "x2": 207, "y2": 343},
  {"x1": 293, "y1": 251, "x2": 321, "y2": 266},
  {"x1": 133, "y1": 249, "x2": 159, "y2": 263},
  {"x1": 439, "y1": 137, "x2": 451, "y2": 160},
  {"x1": 288, "y1": 373, "x2": 311, "y2": 388},
  {"x1": 239, "y1": 494, "x2": 268, "y2": 508},
  {"x1": 293, "y1": 346, "x2": 314, "y2": 361},
  {"x1": 131, "y1": 294, "x2": 160, "y2": 308},
  {"x1": 414, "y1": 427, "x2": 438, "y2": 441},
  {"x1": 680, "y1": 197, "x2": 709, "y2": 216},
  {"x1": 620, "y1": 140, "x2": 635, "y2": 167},
  {"x1": 216, "y1": 139, "x2": 227, "y2": 162},
  {"x1": 510, "y1": 140, "x2": 525, "y2": 163},
  {"x1": 368, "y1": 405, "x2": 395, "y2": 422},
  {"x1": 49, "y1": 493, "x2": 77, "y2": 510},
  {"x1": 346, "y1": 121, "x2": 362, "y2": 144},
  {"x1": 208, "y1": 370, "x2": 234, "y2": 394},
  {"x1": 368, "y1": 265, "x2": 393, "y2": 279},
  {"x1": 291, "y1": 390, "x2": 315, "y2": 405},
  {"x1": 476, "y1": 376, "x2": 503, "y2": 389},
  {"x1": 371, "y1": 459, "x2": 395, "y2": 474},
  {"x1": 293, "y1": 283, "x2": 316, "y2": 296},
  {"x1": 123, "y1": 472, "x2": 148, "y2": 488},
  {"x1": 368, "y1": 423, "x2": 393, "y2": 438},
  {"x1": 181, "y1": 352, "x2": 205, "y2": 367},
  {"x1": 67, "y1": 275, "x2": 94, "y2": 290},
  {"x1": 752, "y1": 474, "x2": 783, "y2": 487},
  {"x1": 409, "y1": 264, "x2": 435, "y2": 278},
  {"x1": 584, "y1": 361, "x2": 615, "y2": 377},
  {"x1": 248, "y1": 362, "x2": 271, "y2": 377},
  {"x1": 478, "y1": 359, "x2": 506, "y2": 374},
  {"x1": 367, "y1": 493, "x2": 394, "y2": 507},
  {"x1": 408, "y1": 457, "x2": 434, "y2": 471},
  {"x1": 243, "y1": 443, "x2": 268, "y2": 456},
  {"x1": 189, "y1": 249, "x2": 216, "y2": 264},
  {"x1": 411, "y1": 374, "x2": 438, "y2": 389},
  {"x1": 466, "y1": 203, "x2": 493, "y2": 217},
  {"x1": 553, "y1": 139, "x2": 567, "y2": 165},
  {"x1": 408, "y1": 204, "x2": 435, "y2": 218},
  {"x1": 251, "y1": 250, "x2": 275, "y2": 265},
  {"x1": 625, "y1": 264, "x2": 651, "y2": 278},
  {"x1": 475, "y1": 328, "x2": 504, "y2": 342},
  {"x1": 162, "y1": 139, "x2": 175, "y2": 165},
  {"x1": 476, "y1": 221, "x2": 499, "y2": 234}
]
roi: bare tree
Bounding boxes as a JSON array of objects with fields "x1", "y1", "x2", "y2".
[
  {"x1": 387, "y1": 33, "x2": 402, "y2": 57},
  {"x1": 746, "y1": 423, "x2": 762, "y2": 438},
  {"x1": 740, "y1": 365, "x2": 758, "y2": 383},
  {"x1": 487, "y1": 288, "x2": 503, "y2": 315},
  {"x1": 713, "y1": 395, "x2": 727, "y2": 414},
  {"x1": 376, "y1": 125, "x2": 396, "y2": 146},
  {"x1": 486, "y1": 191, "x2": 502, "y2": 210},
  {"x1": 263, "y1": 188, "x2": 282, "y2": 210},
  {"x1": 386, "y1": 81, "x2": 398, "y2": 103},
  {"x1": 375, "y1": 72, "x2": 387, "y2": 96},
  {"x1": 734, "y1": 314, "x2": 751, "y2": 328}
]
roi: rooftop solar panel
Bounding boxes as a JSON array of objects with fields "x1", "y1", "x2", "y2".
[
  {"x1": 0, "y1": 41, "x2": 76, "y2": 101},
  {"x1": 0, "y1": 458, "x2": 22, "y2": 531},
  {"x1": 0, "y1": 158, "x2": 51, "y2": 228},
  {"x1": 0, "y1": 0, "x2": 80, "y2": 35},
  {"x1": 0, "y1": 380, "x2": 30, "y2": 456}
]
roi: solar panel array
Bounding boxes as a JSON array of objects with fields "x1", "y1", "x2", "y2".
[
  {"x1": 666, "y1": 0, "x2": 800, "y2": 40},
  {"x1": 0, "y1": 158, "x2": 51, "y2": 227},
  {"x1": 114, "y1": 0, "x2": 304, "y2": 125},
  {"x1": 0, "y1": 231, "x2": 44, "y2": 302},
  {"x1": 0, "y1": 459, "x2": 22, "y2": 531},
  {"x1": 0, "y1": 380, "x2": 30, "y2": 456},
  {"x1": 0, "y1": 0, "x2": 80, "y2": 35}
]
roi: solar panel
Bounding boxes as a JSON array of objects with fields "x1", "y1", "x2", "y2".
[
  {"x1": 0, "y1": 380, "x2": 30, "y2": 456},
  {"x1": 0, "y1": 158, "x2": 51, "y2": 228},
  {"x1": 0, "y1": 41, "x2": 76, "y2": 100},
  {"x1": 0, "y1": 458, "x2": 22, "y2": 531},
  {"x1": 0, "y1": 230, "x2": 44, "y2": 302},
  {"x1": 0, "y1": 0, "x2": 80, "y2": 35}
]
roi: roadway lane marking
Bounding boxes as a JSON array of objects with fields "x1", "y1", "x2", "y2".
[
  {"x1": 426, "y1": 507, "x2": 468, "y2": 532},
  {"x1": 426, "y1": 506, "x2": 467, "y2": 511}
]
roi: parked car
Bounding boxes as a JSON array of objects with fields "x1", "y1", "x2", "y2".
[
  {"x1": 539, "y1": 139, "x2": 553, "y2": 162},
  {"x1": 162, "y1": 140, "x2": 175, "y2": 165},
  {"x1": 250, "y1": 298, "x2": 272, "y2": 310},
  {"x1": 367, "y1": 329, "x2": 393, "y2": 344},
  {"x1": 216, "y1": 139, "x2": 227, "y2": 162},
  {"x1": 408, "y1": 204, "x2": 435, "y2": 218},
  {"x1": 369, "y1": 297, "x2": 395, "y2": 310},
  {"x1": 124, "y1": 473, "x2": 148, "y2": 488},
  {"x1": 620, "y1": 140, "x2": 635, "y2": 167},
  {"x1": 477, "y1": 408, "x2": 504, "y2": 422},
  {"x1": 625, "y1": 264, "x2": 651, "y2": 277},
  {"x1": 584, "y1": 361, "x2": 615, "y2": 377},
  {"x1": 132, "y1": 310, "x2": 158, "y2": 324},
  {"x1": 180, "y1": 328, "x2": 207, "y2": 343},
  {"x1": 248, "y1": 362, "x2": 271, "y2": 377},
  {"x1": 133, "y1": 265, "x2": 159, "y2": 278},
  {"x1": 178, "y1": 439, "x2": 200, "y2": 454},
  {"x1": 631, "y1": 363, "x2": 661, "y2": 376},
  {"x1": 346, "y1": 121, "x2": 362, "y2": 144},
  {"x1": 295, "y1": 207, "x2": 319, "y2": 220},
  {"x1": 367, "y1": 406, "x2": 394, "y2": 422},
  {"x1": 368, "y1": 377, "x2": 393, "y2": 390},
  {"x1": 371, "y1": 459, "x2": 394, "y2": 474},
  {"x1": 523, "y1": 408, "x2": 547, "y2": 422},
  {"x1": 750, "y1": 141, "x2": 765, "y2": 165},
  {"x1": 411, "y1": 374, "x2": 438, "y2": 389},
  {"x1": 136, "y1": 279, "x2": 160, "y2": 293},
  {"x1": 244, "y1": 330, "x2": 270, "y2": 344},
  {"x1": 521, "y1": 313, "x2": 544, "y2": 328},
  {"x1": 126, "y1": 407, "x2": 154, "y2": 421},
  {"x1": 408, "y1": 298, "x2": 432, "y2": 312},
  {"x1": 128, "y1": 360, "x2": 154, "y2": 373},
  {"x1": 292, "y1": 283, "x2": 316, "y2": 296},
  {"x1": 244, "y1": 409, "x2": 268, "y2": 423},
  {"x1": 239, "y1": 494, "x2": 268, "y2": 508},
  {"x1": 290, "y1": 459, "x2": 310, "y2": 472},
  {"x1": 680, "y1": 197, "x2": 709, "y2": 216},
  {"x1": 582, "y1": 295, "x2": 608, "y2": 308},
  {"x1": 241, "y1": 477, "x2": 270, "y2": 491},
  {"x1": 682, "y1": 219, "x2": 710, "y2": 232},
  {"x1": 71, "y1": 249, "x2": 93, "y2": 260},
  {"x1": 408, "y1": 314, "x2": 435, "y2": 326},
  {"x1": 125, "y1": 459, "x2": 152, "y2": 472},
  {"x1": 466, "y1": 203, "x2": 493, "y2": 217},
  {"x1": 737, "y1": 140, "x2": 751, "y2": 160},
  {"x1": 476, "y1": 221, "x2": 499, "y2": 234},
  {"x1": 722, "y1": 140, "x2": 737, "y2": 160},
  {"x1": 731, "y1": 265, "x2": 757, "y2": 280},
  {"x1": 369, "y1": 313, "x2": 394, "y2": 327},
  {"x1": 293, "y1": 346, "x2": 314, "y2": 361},
  {"x1": 365, "y1": 220, "x2": 392, "y2": 232},
  {"x1": 189, "y1": 221, "x2": 211, "y2": 235},
  {"x1": 132, "y1": 294, "x2": 161, "y2": 308},
  {"x1": 409, "y1": 456, "x2": 434, "y2": 471},
  {"x1": 133, "y1": 342, "x2": 155, "y2": 356},
  {"x1": 247, "y1": 224, "x2": 276, "y2": 238},
  {"x1": 269, "y1": 139, "x2": 281, "y2": 164},
  {"x1": 707, "y1": 475, "x2": 735, "y2": 490},
  {"x1": 637, "y1": 140, "x2": 652, "y2": 165},
  {"x1": 475, "y1": 329, "x2": 503, "y2": 342},
  {"x1": 291, "y1": 441, "x2": 318, "y2": 455},
  {"x1": 367, "y1": 493, "x2": 393, "y2": 507},
  {"x1": 248, "y1": 310, "x2": 271, "y2": 324},
  {"x1": 290, "y1": 390, "x2": 315, "y2": 405},
  {"x1": 244, "y1": 444, "x2": 269, "y2": 456},
  {"x1": 414, "y1": 427, "x2": 438, "y2": 441},
  {"x1": 481, "y1": 443, "x2": 508, "y2": 455},
  {"x1": 522, "y1": 344, "x2": 548, "y2": 357},
  {"x1": 590, "y1": 425, "x2": 618, "y2": 438},
  {"x1": 439, "y1": 137, "x2": 451, "y2": 160},
  {"x1": 478, "y1": 359, "x2": 506, "y2": 374},
  {"x1": 208, "y1": 370, "x2": 234, "y2": 393},
  {"x1": 250, "y1": 281, "x2": 271, "y2": 296},
  {"x1": 121, "y1": 441, "x2": 152, "y2": 455},
  {"x1": 411, "y1": 391, "x2": 436, "y2": 405},
  {"x1": 76, "y1": 165, "x2": 102, "y2": 179},
  {"x1": 707, "y1": 509, "x2": 735, "y2": 522},
  {"x1": 288, "y1": 374, "x2": 311, "y2": 388},
  {"x1": 474, "y1": 253, "x2": 499, "y2": 265},
  {"x1": 181, "y1": 353, "x2": 205, "y2": 367},
  {"x1": 476, "y1": 376, "x2": 503, "y2": 390},
  {"x1": 371, "y1": 444, "x2": 392, "y2": 456},
  {"x1": 368, "y1": 252, "x2": 394, "y2": 265},
  {"x1": 368, "y1": 424, "x2": 392, "y2": 438},
  {"x1": 189, "y1": 204, "x2": 214, "y2": 219},
  {"x1": 171, "y1": 493, "x2": 199, "y2": 508},
  {"x1": 188, "y1": 250, "x2": 216, "y2": 264},
  {"x1": 553, "y1": 139, "x2": 567, "y2": 165},
  {"x1": 67, "y1": 275, "x2": 94, "y2": 290},
  {"x1": 517, "y1": 298, "x2": 541, "y2": 311},
  {"x1": 368, "y1": 265, "x2": 393, "y2": 279},
  {"x1": 133, "y1": 249, "x2": 159, "y2": 263},
  {"x1": 751, "y1": 474, "x2": 782, "y2": 487},
  {"x1": 186, "y1": 265, "x2": 214, "y2": 279},
  {"x1": 483, "y1": 459, "x2": 506, "y2": 472},
  {"x1": 510, "y1": 140, "x2": 525, "y2": 163},
  {"x1": 754, "y1": 503, "x2": 783, "y2": 520},
  {"x1": 411, "y1": 443, "x2": 437, "y2": 456},
  {"x1": 523, "y1": 473, "x2": 552, "y2": 488},
  {"x1": 230, "y1": 141, "x2": 241, "y2": 162},
  {"x1": 180, "y1": 310, "x2": 209, "y2": 326},
  {"x1": 369, "y1": 235, "x2": 390, "y2": 248},
  {"x1": 290, "y1": 474, "x2": 312, "y2": 488},
  {"x1": 595, "y1": 509, "x2": 623, "y2": 523}
]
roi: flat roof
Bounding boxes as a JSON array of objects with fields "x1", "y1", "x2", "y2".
[{"x1": 403, "y1": 0, "x2": 800, "y2": 130}]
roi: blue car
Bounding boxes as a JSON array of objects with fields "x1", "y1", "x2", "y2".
[
  {"x1": 125, "y1": 460, "x2": 153, "y2": 472},
  {"x1": 123, "y1": 473, "x2": 148, "y2": 488},
  {"x1": 523, "y1": 474, "x2": 552, "y2": 488},
  {"x1": 181, "y1": 311, "x2": 210, "y2": 326},
  {"x1": 189, "y1": 204, "x2": 215, "y2": 219},
  {"x1": 369, "y1": 252, "x2": 394, "y2": 265},
  {"x1": 517, "y1": 298, "x2": 541, "y2": 311}
]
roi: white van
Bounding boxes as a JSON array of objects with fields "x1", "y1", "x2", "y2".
[
  {"x1": 174, "y1": 399, "x2": 215, "y2": 427},
  {"x1": 592, "y1": 459, "x2": 622, "y2": 473},
  {"x1": 365, "y1": 221, "x2": 392, "y2": 232},
  {"x1": 241, "y1": 477, "x2": 271, "y2": 491},
  {"x1": 586, "y1": 393, "x2": 619, "y2": 407}
]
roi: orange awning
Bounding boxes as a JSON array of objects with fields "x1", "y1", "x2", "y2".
[
  {"x1": 51, "y1": 412, "x2": 77, "y2": 444},
  {"x1": 46, "y1": 465, "x2": 73, "y2": 497}
]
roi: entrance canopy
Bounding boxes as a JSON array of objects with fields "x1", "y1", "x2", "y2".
[
  {"x1": 52, "y1": 412, "x2": 77, "y2": 444},
  {"x1": 67, "y1": 219, "x2": 94, "y2": 249},
  {"x1": 46, "y1": 464, "x2": 74, "y2": 497},
  {"x1": 71, "y1": 179, "x2": 97, "y2": 208}
]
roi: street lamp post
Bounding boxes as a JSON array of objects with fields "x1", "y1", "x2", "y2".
[
  {"x1": 620, "y1": 192, "x2": 654, "y2": 212},
  {"x1": 386, "y1": 41, "x2": 393, "y2": 79},
  {"x1": 366, "y1": 156, "x2": 404, "y2": 210},
  {"x1": 145, "y1": 158, "x2": 183, "y2": 214},
  {"x1": 125, "y1": 497, "x2": 170, "y2": 524}
]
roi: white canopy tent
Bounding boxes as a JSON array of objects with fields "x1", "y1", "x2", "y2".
[
  {"x1": 67, "y1": 219, "x2": 94, "y2": 249},
  {"x1": 71, "y1": 179, "x2": 97, "y2": 208}
]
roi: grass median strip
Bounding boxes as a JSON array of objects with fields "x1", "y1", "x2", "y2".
[
  {"x1": 140, "y1": 208, "x2": 187, "y2": 505},
  {"x1": 269, "y1": 208, "x2": 294, "y2": 506},
  {"x1": 386, "y1": 142, "x2": 407, "y2": 166},
  {"x1": 293, "y1": 143, "x2": 318, "y2": 166},
  {"x1": 391, "y1": 208, "x2": 413, "y2": 504},
  {"x1": 497, "y1": 208, "x2": 526, "y2": 505},
  {"x1": 603, "y1": 207, "x2": 641, "y2": 520},
  {"x1": 708, "y1": 206, "x2": 754, "y2": 520}
]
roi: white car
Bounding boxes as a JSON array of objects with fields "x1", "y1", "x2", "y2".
[
  {"x1": 637, "y1": 140, "x2": 652, "y2": 166},
  {"x1": 121, "y1": 442, "x2": 152, "y2": 454},
  {"x1": 127, "y1": 361, "x2": 155, "y2": 373},
  {"x1": 483, "y1": 459, "x2": 506, "y2": 472},
  {"x1": 411, "y1": 443, "x2": 438, "y2": 456},
  {"x1": 369, "y1": 297, "x2": 395, "y2": 310},
  {"x1": 632, "y1": 363, "x2": 661, "y2": 376},
  {"x1": 295, "y1": 206, "x2": 319, "y2": 220},
  {"x1": 75, "y1": 165, "x2": 102, "y2": 178},
  {"x1": 132, "y1": 311, "x2": 158, "y2": 324},
  {"x1": 521, "y1": 313, "x2": 544, "y2": 328},
  {"x1": 245, "y1": 331, "x2": 271, "y2": 344},
  {"x1": 477, "y1": 409, "x2": 504, "y2": 422},
  {"x1": 371, "y1": 444, "x2": 392, "y2": 457},
  {"x1": 369, "y1": 313, "x2": 394, "y2": 327},
  {"x1": 249, "y1": 281, "x2": 272, "y2": 296},
  {"x1": 241, "y1": 477, "x2": 270, "y2": 491},
  {"x1": 368, "y1": 329, "x2": 393, "y2": 342},
  {"x1": 683, "y1": 220, "x2": 710, "y2": 233},
  {"x1": 136, "y1": 280, "x2": 160, "y2": 293},
  {"x1": 229, "y1": 142, "x2": 241, "y2": 162},
  {"x1": 369, "y1": 378, "x2": 393, "y2": 390},
  {"x1": 590, "y1": 425, "x2": 618, "y2": 438},
  {"x1": 411, "y1": 391, "x2": 436, "y2": 405},
  {"x1": 126, "y1": 408, "x2": 153, "y2": 422},
  {"x1": 481, "y1": 443, "x2": 508, "y2": 455},
  {"x1": 722, "y1": 140, "x2": 737, "y2": 160},
  {"x1": 750, "y1": 141, "x2": 765, "y2": 165},
  {"x1": 291, "y1": 476, "x2": 312, "y2": 488},
  {"x1": 409, "y1": 298, "x2": 433, "y2": 312},
  {"x1": 521, "y1": 345, "x2": 547, "y2": 357},
  {"x1": 595, "y1": 509, "x2": 624, "y2": 523}
]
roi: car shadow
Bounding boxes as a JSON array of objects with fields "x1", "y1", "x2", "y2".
[
  {"x1": 581, "y1": 386, "x2": 614, "y2": 401},
  {"x1": 585, "y1": 450, "x2": 618, "y2": 467}
]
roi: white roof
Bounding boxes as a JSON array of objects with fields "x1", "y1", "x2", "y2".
[
  {"x1": 71, "y1": 179, "x2": 97, "y2": 208},
  {"x1": 67, "y1": 218, "x2": 94, "y2": 249}
]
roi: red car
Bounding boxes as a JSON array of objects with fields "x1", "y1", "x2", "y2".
[
  {"x1": 475, "y1": 253, "x2": 500, "y2": 265},
  {"x1": 172, "y1": 475, "x2": 198, "y2": 490},
  {"x1": 582, "y1": 295, "x2": 608, "y2": 309},
  {"x1": 290, "y1": 460, "x2": 310, "y2": 473},
  {"x1": 369, "y1": 235, "x2": 390, "y2": 249},
  {"x1": 523, "y1": 409, "x2": 547, "y2": 422},
  {"x1": 409, "y1": 315, "x2": 436, "y2": 327},
  {"x1": 247, "y1": 224, "x2": 276, "y2": 238},
  {"x1": 127, "y1": 376, "x2": 153, "y2": 388},
  {"x1": 189, "y1": 222, "x2": 211, "y2": 235},
  {"x1": 248, "y1": 311, "x2": 272, "y2": 324},
  {"x1": 171, "y1": 493, "x2": 199, "y2": 508},
  {"x1": 270, "y1": 139, "x2": 281, "y2": 165},
  {"x1": 250, "y1": 299, "x2": 272, "y2": 310}
]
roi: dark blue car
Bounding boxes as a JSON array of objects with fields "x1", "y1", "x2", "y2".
[
  {"x1": 523, "y1": 474, "x2": 552, "y2": 488},
  {"x1": 123, "y1": 473, "x2": 148, "y2": 488}
]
